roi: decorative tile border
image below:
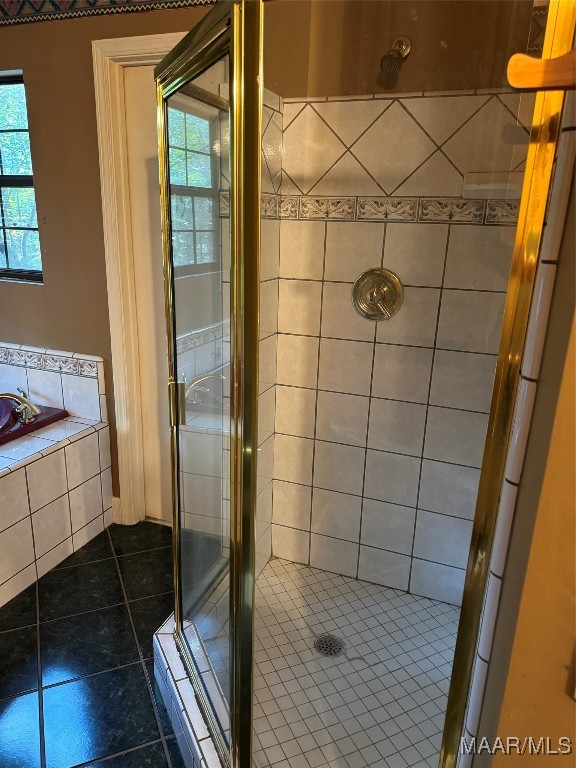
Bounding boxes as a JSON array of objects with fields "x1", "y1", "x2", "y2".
[
  {"x1": 419, "y1": 198, "x2": 485, "y2": 224},
  {"x1": 0, "y1": 345, "x2": 99, "y2": 377},
  {"x1": 357, "y1": 196, "x2": 418, "y2": 222},
  {"x1": 221, "y1": 193, "x2": 519, "y2": 225},
  {"x1": 176, "y1": 321, "x2": 230, "y2": 356},
  {"x1": 485, "y1": 200, "x2": 520, "y2": 225},
  {"x1": 299, "y1": 196, "x2": 356, "y2": 221}
]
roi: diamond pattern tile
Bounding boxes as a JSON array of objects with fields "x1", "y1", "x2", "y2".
[
  {"x1": 252, "y1": 558, "x2": 459, "y2": 768},
  {"x1": 351, "y1": 103, "x2": 436, "y2": 195},
  {"x1": 394, "y1": 151, "x2": 463, "y2": 197},
  {"x1": 282, "y1": 106, "x2": 347, "y2": 194},
  {"x1": 263, "y1": 108, "x2": 283, "y2": 194},
  {"x1": 400, "y1": 95, "x2": 489, "y2": 146},
  {"x1": 314, "y1": 101, "x2": 391, "y2": 147},
  {"x1": 309, "y1": 153, "x2": 383, "y2": 197},
  {"x1": 442, "y1": 97, "x2": 528, "y2": 175}
]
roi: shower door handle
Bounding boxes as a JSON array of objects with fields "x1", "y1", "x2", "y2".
[{"x1": 507, "y1": 50, "x2": 576, "y2": 90}]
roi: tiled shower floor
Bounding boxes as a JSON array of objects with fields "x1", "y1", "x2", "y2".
[
  {"x1": 0, "y1": 522, "x2": 184, "y2": 768},
  {"x1": 252, "y1": 559, "x2": 460, "y2": 768}
]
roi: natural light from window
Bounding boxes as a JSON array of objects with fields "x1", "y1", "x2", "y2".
[{"x1": 0, "y1": 75, "x2": 42, "y2": 281}]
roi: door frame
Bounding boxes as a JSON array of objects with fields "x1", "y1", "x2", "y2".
[
  {"x1": 154, "y1": 2, "x2": 263, "y2": 766},
  {"x1": 92, "y1": 33, "x2": 186, "y2": 525}
]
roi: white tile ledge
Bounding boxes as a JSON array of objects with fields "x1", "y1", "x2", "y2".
[
  {"x1": 154, "y1": 625, "x2": 222, "y2": 768},
  {"x1": 0, "y1": 419, "x2": 108, "y2": 473}
]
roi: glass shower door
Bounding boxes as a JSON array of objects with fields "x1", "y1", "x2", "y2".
[
  {"x1": 156, "y1": 2, "x2": 263, "y2": 766},
  {"x1": 166, "y1": 60, "x2": 232, "y2": 738}
]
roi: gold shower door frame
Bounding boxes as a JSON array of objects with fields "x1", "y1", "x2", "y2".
[
  {"x1": 154, "y1": 1, "x2": 575, "y2": 767},
  {"x1": 441, "y1": 2, "x2": 575, "y2": 765},
  {"x1": 155, "y1": 1, "x2": 262, "y2": 767}
]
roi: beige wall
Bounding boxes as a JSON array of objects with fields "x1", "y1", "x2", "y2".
[
  {"x1": 0, "y1": 7, "x2": 208, "y2": 492},
  {"x1": 264, "y1": 0, "x2": 534, "y2": 98},
  {"x1": 478, "y1": 176, "x2": 575, "y2": 763}
]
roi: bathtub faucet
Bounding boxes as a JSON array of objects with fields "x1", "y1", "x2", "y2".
[
  {"x1": 185, "y1": 374, "x2": 225, "y2": 404},
  {"x1": 0, "y1": 389, "x2": 42, "y2": 424}
]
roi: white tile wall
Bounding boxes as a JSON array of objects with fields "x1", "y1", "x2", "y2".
[
  {"x1": 311, "y1": 487, "x2": 362, "y2": 542},
  {"x1": 266, "y1": 91, "x2": 522, "y2": 605},
  {"x1": 315, "y1": 391, "x2": 368, "y2": 447}
]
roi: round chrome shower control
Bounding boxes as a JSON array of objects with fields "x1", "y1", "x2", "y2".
[{"x1": 352, "y1": 268, "x2": 404, "y2": 321}]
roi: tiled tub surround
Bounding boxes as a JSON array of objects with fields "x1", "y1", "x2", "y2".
[
  {"x1": 267, "y1": 89, "x2": 529, "y2": 606},
  {"x1": 0, "y1": 343, "x2": 111, "y2": 608},
  {"x1": 0, "y1": 343, "x2": 107, "y2": 424}
]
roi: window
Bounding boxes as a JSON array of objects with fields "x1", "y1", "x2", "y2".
[
  {"x1": 0, "y1": 75, "x2": 42, "y2": 282},
  {"x1": 167, "y1": 102, "x2": 221, "y2": 276}
]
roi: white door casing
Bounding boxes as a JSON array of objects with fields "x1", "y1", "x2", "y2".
[{"x1": 92, "y1": 33, "x2": 186, "y2": 524}]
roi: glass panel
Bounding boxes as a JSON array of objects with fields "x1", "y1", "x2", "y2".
[
  {"x1": 168, "y1": 147, "x2": 186, "y2": 186},
  {"x1": 186, "y1": 113, "x2": 211, "y2": 152},
  {"x1": 194, "y1": 196, "x2": 213, "y2": 229},
  {"x1": 186, "y1": 152, "x2": 212, "y2": 188},
  {"x1": 0, "y1": 132, "x2": 33, "y2": 175},
  {"x1": 2, "y1": 187, "x2": 38, "y2": 228},
  {"x1": 166, "y1": 55, "x2": 231, "y2": 745},
  {"x1": 0, "y1": 82, "x2": 28, "y2": 131},
  {"x1": 255, "y1": 2, "x2": 543, "y2": 766},
  {"x1": 5, "y1": 229, "x2": 41, "y2": 271}
]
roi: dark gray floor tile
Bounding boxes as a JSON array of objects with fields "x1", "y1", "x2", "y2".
[
  {"x1": 39, "y1": 559, "x2": 124, "y2": 622},
  {"x1": 130, "y1": 592, "x2": 174, "y2": 659},
  {"x1": 55, "y1": 531, "x2": 113, "y2": 569},
  {"x1": 43, "y1": 664, "x2": 160, "y2": 768},
  {"x1": 41, "y1": 604, "x2": 139, "y2": 687},
  {"x1": 166, "y1": 737, "x2": 187, "y2": 768},
  {"x1": 145, "y1": 660, "x2": 173, "y2": 737},
  {"x1": 117, "y1": 548, "x2": 173, "y2": 601},
  {"x1": 0, "y1": 583, "x2": 37, "y2": 632},
  {"x1": 0, "y1": 625, "x2": 38, "y2": 699},
  {"x1": 86, "y1": 741, "x2": 169, "y2": 767},
  {"x1": 109, "y1": 522, "x2": 172, "y2": 557},
  {"x1": 0, "y1": 691, "x2": 41, "y2": 768}
]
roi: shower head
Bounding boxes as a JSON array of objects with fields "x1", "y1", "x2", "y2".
[
  {"x1": 380, "y1": 36, "x2": 412, "y2": 76},
  {"x1": 380, "y1": 50, "x2": 403, "y2": 75}
]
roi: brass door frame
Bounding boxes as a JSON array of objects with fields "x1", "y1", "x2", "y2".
[
  {"x1": 440, "y1": 2, "x2": 576, "y2": 766},
  {"x1": 155, "y1": 2, "x2": 263, "y2": 767}
]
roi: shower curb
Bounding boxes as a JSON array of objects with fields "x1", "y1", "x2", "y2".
[{"x1": 154, "y1": 615, "x2": 222, "y2": 768}]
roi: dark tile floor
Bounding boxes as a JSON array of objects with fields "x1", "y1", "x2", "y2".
[{"x1": 0, "y1": 522, "x2": 185, "y2": 768}]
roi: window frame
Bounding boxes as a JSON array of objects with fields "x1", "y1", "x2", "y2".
[
  {"x1": 168, "y1": 95, "x2": 222, "y2": 278},
  {"x1": 0, "y1": 73, "x2": 42, "y2": 284}
]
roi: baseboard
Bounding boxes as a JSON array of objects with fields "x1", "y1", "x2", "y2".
[{"x1": 112, "y1": 496, "x2": 123, "y2": 524}]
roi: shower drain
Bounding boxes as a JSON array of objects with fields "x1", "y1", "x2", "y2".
[{"x1": 314, "y1": 634, "x2": 346, "y2": 658}]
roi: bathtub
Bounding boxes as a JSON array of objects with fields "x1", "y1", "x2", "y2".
[{"x1": 0, "y1": 398, "x2": 68, "y2": 446}]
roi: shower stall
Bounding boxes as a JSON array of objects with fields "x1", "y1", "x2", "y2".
[{"x1": 153, "y1": 2, "x2": 573, "y2": 767}]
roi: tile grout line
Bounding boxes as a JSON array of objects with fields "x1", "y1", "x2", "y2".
[
  {"x1": 355, "y1": 223, "x2": 385, "y2": 579},
  {"x1": 36, "y1": 577, "x2": 47, "y2": 768},
  {"x1": 21, "y1": 453, "x2": 46, "y2": 768},
  {"x1": 307, "y1": 221, "x2": 328, "y2": 567},
  {"x1": 105, "y1": 527, "x2": 175, "y2": 768},
  {"x1": 408, "y1": 224, "x2": 452, "y2": 594},
  {"x1": 67, "y1": 738, "x2": 169, "y2": 768}
]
